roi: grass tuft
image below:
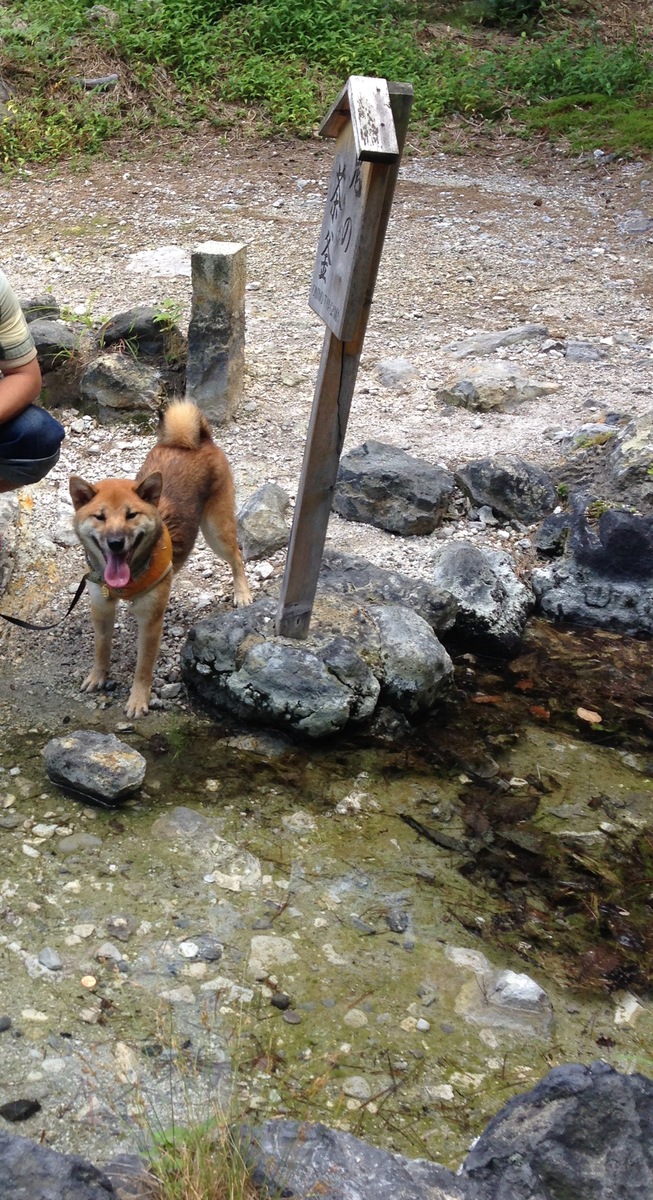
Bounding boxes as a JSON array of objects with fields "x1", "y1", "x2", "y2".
[{"x1": 144, "y1": 1120, "x2": 259, "y2": 1200}]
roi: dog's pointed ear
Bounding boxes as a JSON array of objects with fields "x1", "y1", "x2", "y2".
[
  {"x1": 135, "y1": 472, "x2": 163, "y2": 507},
  {"x1": 69, "y1": 475, "x2": 97, "y2": 510}
]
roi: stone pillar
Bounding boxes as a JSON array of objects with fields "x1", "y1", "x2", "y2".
[{"x1": 186, "y1": 241, "x2": 246, "y2": 424}]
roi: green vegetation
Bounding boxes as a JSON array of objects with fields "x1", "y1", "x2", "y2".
[
  {"x1": 0, "y1": 0, "x2": 651, "y2": 165},
  {"x1": 145, "y1": 1120, "x2": 258, "y2": 1200}
]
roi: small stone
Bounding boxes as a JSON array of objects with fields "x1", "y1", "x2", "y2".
[
  {"x1": 271, "y1": 993, "x2": 292, "y2": 1011},
  {"x1": 341, "y1": 1075, "x2": 372, "y2": 1101},
  {"x1": 105, "y1": 914, "x2": 135, "y2": 942},
  {"x1": 343, "y1": 1008, "x2": 368, "y2": 1029},
  {"x1": 0, "y1": 1016, "x2": 12, "y2": 1032},
  {"x1": 95, "y1": 942, "x2": 123, "y2": 963},
  {"x1": 73, "y1": 923, "x2": 95, "y2": 939},
  {"x1": 0, "y1": 1098, "x2": 42, "y2": 1122},
  {"x1": 416, "y1": 1018, "x2": 431, "y2": 1032},
  {"x1": 38, "y1": 948, "x2": 63, "y2": 971},
  {"x1": 282, "y1": 1010, "x2": 302, "y2": 1024},
  {"x1": 385, "y1": 908, "x2": 409, "y2": 933},
  {"x1": 178, "y1": 940, "x2": 199, "y2": 959}
]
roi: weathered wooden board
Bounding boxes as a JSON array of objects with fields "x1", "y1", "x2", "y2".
[
  {"x1": 320, "y1": 76, "x2": 399, "y2": 161},
  {"x1": 276, "y1": 81, "x2": 414, "y2": 640}
]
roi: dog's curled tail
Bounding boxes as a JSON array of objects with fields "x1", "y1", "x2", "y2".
[{"x1": 158, "y1": 400, "x2": 213, "y2": 450}]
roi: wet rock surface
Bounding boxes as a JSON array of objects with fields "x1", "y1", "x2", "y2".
[
  {"x1": 533, "y1": 495, "x2": 653, "y2": 635},
  {"x1": 431, "y1": 542, "x2": 533, "y2": 656},
  {"x1": 42, "y1": 730, "x2": 147, "y2": 802},
  {"x1": 181, "y1": 593, "x2": 453, "y2": 735}
]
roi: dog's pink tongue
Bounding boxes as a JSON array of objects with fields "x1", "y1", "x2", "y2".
[{"x1": 104, "y1": 553, "x2": 131, "y2": 589}]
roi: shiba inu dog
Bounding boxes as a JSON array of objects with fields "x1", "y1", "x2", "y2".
[{"x1": 69, "y1": 401, "x2": 251, "y2": 718}]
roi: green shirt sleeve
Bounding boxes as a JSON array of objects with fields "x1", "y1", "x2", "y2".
[{"x1": 0, "y1": 269, "x2": 37, "y2": 370}]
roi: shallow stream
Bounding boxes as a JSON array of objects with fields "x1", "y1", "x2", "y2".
[{"x1": 0, "y1": 619, "x2": 651, "y2": 1172}]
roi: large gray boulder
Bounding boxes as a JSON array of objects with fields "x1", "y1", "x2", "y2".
[
  {"x1": 460, "y1": 1060, "x2": 653, "y2": 1200},
  {"x1": 79, "y1": 352, "x2": 163, "y2": 423},
  {"x1": 533, "y1": 499, "x2": 653, "y2": 636},
  {"x1": 431, "y1": 542, "x2": 533, "y2": 656},
  {"x1": 181, "y1": 595, "x2": 452, "y2": 738},
  {"x1": 368, "y1": 604, "x2": 453, "y2": 716},
  {"x1": 455, "y1": 456, "x2": 557, "y2": 524},
  {"x1": 334, "y1": 441, "x2": 455, "y2": 535},
  {"x1": 437, "y1": 362, "x2": 559, "y2": 413},
  {"x1": 0, "y1": 1129, "x2": 118, "y2": 1199}
]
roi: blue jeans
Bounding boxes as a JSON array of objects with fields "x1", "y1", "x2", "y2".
[{"x1": 0, "y1": 404, "x2": 65, "y2": 485}]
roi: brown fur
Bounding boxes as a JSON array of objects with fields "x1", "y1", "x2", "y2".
[{"x1": 69, "y1": 401, "x2": 251, "y2": 718}]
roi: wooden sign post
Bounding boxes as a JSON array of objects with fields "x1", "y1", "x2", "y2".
[{"x1": 275, "y1": 76, "x2": 413, "y2": 639}]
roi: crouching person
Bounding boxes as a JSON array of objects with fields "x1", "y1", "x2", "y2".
[{"x1": 0, "y1": 269, "x2": 65, "y2": 494}]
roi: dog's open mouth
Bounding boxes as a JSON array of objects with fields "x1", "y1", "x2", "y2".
[{"x1": 104, "y1": 551, "x2": 132, "y2": 589}]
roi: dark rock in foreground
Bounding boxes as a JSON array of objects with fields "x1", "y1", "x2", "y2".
[
  {"x1": 0, "y1": 1129, "x2": 118, "y2": 1199},
  {"x1": 42, "y1": 730, "x2": 146, "y2": 803},
  {"x1": 241, "y1": 1062, "x2": 653, "y2": 1200},
  {"x1": 534, "y1": 496, "x2": 653, "y2": 636},
  {"x1": 240, "y1": 1118, "x2": 465, "y2": 1200},
  {"x1": 334, "y1": 440, "x2": 455, "y2": 535},
  {"x1": 461, "y1": 1060, "x2": 653, "y2": 1199},
  {"x1": 431, "y1": 542, "x2": 533, "y2": 656}
]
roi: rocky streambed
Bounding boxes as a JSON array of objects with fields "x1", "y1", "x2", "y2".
[{"x1": 0, "y1": 618, "x2": 651, "y2": 1177}]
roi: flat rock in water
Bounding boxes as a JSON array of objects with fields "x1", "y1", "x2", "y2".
[{"x1": 42, "y1": 730, "x2": 146, "y2": 803}]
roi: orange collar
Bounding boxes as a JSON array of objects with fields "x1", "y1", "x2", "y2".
[{"x1": 94, "y1": 524, "x2": 173, "y2": 601}]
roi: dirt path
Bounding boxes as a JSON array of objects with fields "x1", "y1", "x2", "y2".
[{"x1": 0, "y1": 134, "x2": 651, "y2": 731}]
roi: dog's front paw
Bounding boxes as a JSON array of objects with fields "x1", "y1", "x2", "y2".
[
  {"x1": 80, "y1": 669, "x2": 108, "y2": 693},
  {"x1": 233, "y1": 581, "x2": 253, "y2": 607},
  {"x1": 125, "y1": 687, "x2": 150, "y2": 719}
]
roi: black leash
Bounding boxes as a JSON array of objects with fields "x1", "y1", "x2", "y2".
[{"x1": 0, "y1": 574, "x2": 88, "y2": 631}]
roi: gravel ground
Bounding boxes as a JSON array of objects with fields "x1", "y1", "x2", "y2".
[{"x1": 1, "y1": 133, "x2": 652, "y2": 729}]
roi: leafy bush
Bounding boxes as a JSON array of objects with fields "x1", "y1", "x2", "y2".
[{"x1": 0, "y1": 0, "x2": 651, "y2": 162}]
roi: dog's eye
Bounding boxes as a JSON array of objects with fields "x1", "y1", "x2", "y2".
[
  {"x1": 94, "y1": 513, "x2": 106, "y2": 522},
  {"x1": 125, "y1": 511, "x2": 138, "y2": 520}
]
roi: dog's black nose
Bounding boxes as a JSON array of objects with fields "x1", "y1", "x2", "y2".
[{"x1": 107, "y1": 536, "x2": 126, "y2": 553}]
